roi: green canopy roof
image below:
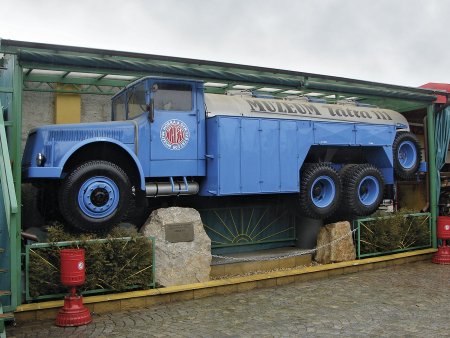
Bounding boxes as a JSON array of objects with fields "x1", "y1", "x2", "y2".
[{"x1": 1, "y1": 39, "x2": 446, "y2": 112}]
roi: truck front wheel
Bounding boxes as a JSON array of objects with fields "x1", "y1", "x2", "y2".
[
  {"x1": 299, "y1": 163, "x2": 342, "y2": 219},
  {"x1": 58, "y1": 160, "x2": 132, "y2": 233}
]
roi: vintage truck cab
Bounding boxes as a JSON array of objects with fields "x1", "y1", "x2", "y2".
[{"x1": 23, "y1": 77, "x2": 205, "y2": 231}]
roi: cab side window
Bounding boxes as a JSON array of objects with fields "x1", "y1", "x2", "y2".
[
  {"x1": 127, "y1": 82, "x2": 146, "y2": 119},
  {"x1": 112, "y1": 93, "x2": 126, "y2": 121},
  {"x1": 154, "y1": 83, "x2": 192, "y2": 111}
]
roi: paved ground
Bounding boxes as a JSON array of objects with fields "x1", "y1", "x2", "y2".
[{"x1": 7, "y1": 260, "x2": 450, "y2": 337}]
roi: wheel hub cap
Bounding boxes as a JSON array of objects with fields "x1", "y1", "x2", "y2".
[
  {"x1": 77, "y1": 176, "x2": 120, "y2": 219},
  {"x1": 91, "y1": 188, "x2": 109, "y2": 207},
  {"x1": 398, "y1": 141, "x2": 417, "y2": 169},
  {"x1": 313, "y1": 185, "x2": 323, "y2": 198},
  {"x1": 358, "y1": 176, "x2": 380, "y2": 206},
  {"x1": 310, "y1": 176, "x2": 336, "y2": 208}
]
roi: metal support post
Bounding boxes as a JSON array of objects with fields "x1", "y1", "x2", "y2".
[
  {"x1": 9, "y1": 54, "x2": 22, "y2": 308},
  {"x1": 426, "y1": 104, "x2": 437, "y2": 248}
]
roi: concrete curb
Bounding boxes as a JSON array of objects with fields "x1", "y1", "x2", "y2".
[{"x1": 14, "y1": 248, "x2": 436, "y2": 321}]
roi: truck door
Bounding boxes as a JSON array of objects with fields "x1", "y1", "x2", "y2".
[{"x1": 149, "y1": 81, "x2": 199, "y2": 176}]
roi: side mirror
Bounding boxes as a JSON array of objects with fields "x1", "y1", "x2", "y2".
[
  {"x1": 147, "y1": 99, "x2": 155, "y2": 123},
  {"x1": 146, "y1": 83, "x2": 158, "y2": 123}
]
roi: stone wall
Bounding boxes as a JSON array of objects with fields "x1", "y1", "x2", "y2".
[
  {"x1": 80, "y1": 94, "x2": 111, "y2": 123},
  {"x1": 22, "y1": 91, "x2": 54, "y2": 148}
]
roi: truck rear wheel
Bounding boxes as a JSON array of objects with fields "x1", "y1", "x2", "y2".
[
  {"x1": 393, "y1": 131, "x2": 421, "y2": 180},
  {"x1": 342, "y1": 164, "x2": 384, "y2": 216},
  {"x1": 299, "y1": 163, "x2": 342, "y2": 219},
  {"x1": 58, "y1": 160, "x2": 132, "y2": 233}
]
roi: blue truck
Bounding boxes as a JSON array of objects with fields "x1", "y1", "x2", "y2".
[{"x1": 22, "y1": 76, "x2": 421, "y2": 232}]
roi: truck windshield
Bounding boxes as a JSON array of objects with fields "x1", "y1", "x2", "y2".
[{"x1": 127, "y1": 82, "x2": 146, "y2": 119}]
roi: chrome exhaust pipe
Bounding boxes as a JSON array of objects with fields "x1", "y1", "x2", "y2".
[{"x1": 145, "y1": 181, "x2": 199, "y2": 197}]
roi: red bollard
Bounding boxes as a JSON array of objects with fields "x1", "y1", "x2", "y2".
[
  {"x1": 432, "y1": 216, "x2": 450, "y2": 264},
  {"x1": 56, "y1": 249, "x2": 92, "y2": 326}
]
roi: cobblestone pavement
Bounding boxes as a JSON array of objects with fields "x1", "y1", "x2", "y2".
[{"x1": 8, "y1": 261, "x2": 450, "y2": 337}]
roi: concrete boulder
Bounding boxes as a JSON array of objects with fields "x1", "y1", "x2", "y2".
[
  {"x1": 315, "y1": 221, "x2": 356, "y2": 264},
  {"x1": 140, "y1": 207, "x2": 211, "y2": 287}
]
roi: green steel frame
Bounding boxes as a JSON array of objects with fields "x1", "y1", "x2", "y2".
[
  {"x1": 0, "y1": 38, "x2": 445, "y2": 308},
  {"x1": 1, "y1": 39, "x2": 443, "y2": 112},
  {"x1": 11, "y1": 55, "x2": 22, "y2": 311},
  {"x1": 0, "y1": 107, "x2": 17, "y2": 243},
  {"x1": 24, "y1": 236, "x2": 156, "y2": 302},
  {"x1": 355, "y1": 213, "x2": 432, "y2": 258},
  {"x1": 17, "y1": 65, "x2": 432, "y2": 112},
  {"x1": 0, "y1": 103, "x2": 18, "y2": 312},
  {"x1": 0, "y1": 53, "x2": 22, "y2": 312},
  {"x1": 427, "y1": 105, "x2": 438, "y2": 248}
]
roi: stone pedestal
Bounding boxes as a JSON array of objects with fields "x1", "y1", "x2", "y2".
[
  {"x1": 315, "y1": 221, "x2": 356, "y2": 264},
  {"x1": 140, "y1": 207, "x2": 211, "y2": 287}
]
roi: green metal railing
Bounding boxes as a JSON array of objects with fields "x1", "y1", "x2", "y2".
[
  {"x1": 0, "y1": 105, "x2": 18, "y2": 232},
  {"x1": 354, "y1": 212, "x2": 431, "y2": 259},
  {"x1": 0, "y1": 100, "x2": 19, "y2": 312},
  {"x1": 0, "y1": 53, "x2": 23, "y2": 312},
  {"x1": 24, "y1": 236, "x2": 155, "y2": 302}
]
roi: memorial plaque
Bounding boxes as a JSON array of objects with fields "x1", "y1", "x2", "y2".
[{"x1": 165, "y1": 222, "x2": 194, "y2": 243}]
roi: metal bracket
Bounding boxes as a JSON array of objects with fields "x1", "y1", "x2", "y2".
[{"x1": 169, "y1": 177, "x2": 189, "y2": 193}]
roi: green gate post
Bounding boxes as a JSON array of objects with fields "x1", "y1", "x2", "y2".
[
  {"x1": 0, "y1": 51, "x2": 22, "y2": 311},
  {"x1": 426, "y1": 104, "x2": 437, "y2": 248},
  {"x1": 11, "y1": 54, "x2": 22, "y2": 308}
]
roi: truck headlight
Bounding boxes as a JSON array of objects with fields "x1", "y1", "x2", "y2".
[{"x1": 36, "y1": 153, "x2": 46, "y2": 167}]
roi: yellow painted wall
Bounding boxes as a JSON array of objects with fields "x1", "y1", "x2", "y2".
[{"x1": 55, "y1": 90, "x2": 81, "y2": 124}]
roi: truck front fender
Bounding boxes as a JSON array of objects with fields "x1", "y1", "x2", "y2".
[{"x1": 59, "y1": 138, "x2": 146, "y2": 190}]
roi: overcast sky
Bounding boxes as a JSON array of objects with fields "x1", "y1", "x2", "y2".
[{"x1": 1, "y1": 0, "x2": 447, "y2": 87}]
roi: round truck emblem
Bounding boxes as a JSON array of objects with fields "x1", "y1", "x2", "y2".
[
  {"x1": 445, "y1": 225, "x2": 450, "y2": 231},
  {"x1": 160, "y1": 119, "x2": 190, "y2": 150},
  {"x1": 78, "y1": 261, "x2": 84, "y2": 270}
]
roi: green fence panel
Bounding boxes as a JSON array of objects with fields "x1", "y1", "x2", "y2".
[
  {"x1": 355, "y1": 212, "x2": 431, "y2": 259},
  {"x1": 25, "y1": 236, "x2": 155, "y2": 302}
]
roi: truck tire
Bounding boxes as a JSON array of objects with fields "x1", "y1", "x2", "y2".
[
  {"x1": 299, "y1": 163, "x2": 342, "y2": 219},
  {"x1": 342, "y1": 164, "x2": 384, "y2": 216},
  {"x1": 393, "y1": 131, "x2": 421, "y2": 180},
  {"x1": 123, "y1": 196, "x2": 150, "y2": 228},
  {"x1": 21, "y1": 183, "x2": 45, "y2": 230},
  {"x1": 58, "y1": 160, "x2": 132, "y2": 233}
]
